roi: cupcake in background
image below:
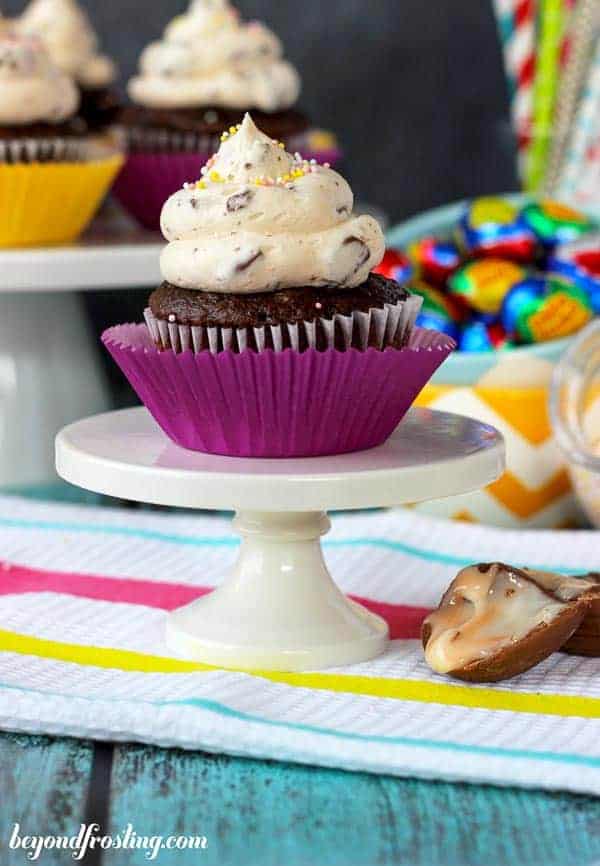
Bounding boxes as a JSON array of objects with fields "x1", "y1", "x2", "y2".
[
  {"x1": 104, "y1": 115, "x2": 453, "y2": 458},
  {"x1": 0, "y1": 34, "x2": 122, "y2": 246},
  {"x1": 115, "y1": 0, "x2": 340, "y2": 230},
  {"x1": 15, "y1": 0, "x2": 119, "y2": 132}
]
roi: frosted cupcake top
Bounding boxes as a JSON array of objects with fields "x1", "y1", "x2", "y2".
[
  {"x1": 128, "y1": 0, "x2": 300, "y2": 112},
  {"x1": 0, "y1": 34, "x2": 79, "y2": 125},
  {"x1": 16, "y1": 0, "x2": 116, "y2": 88},
  {"x1": 160, "y1": 114, "x2": 385, "y2": 294}
]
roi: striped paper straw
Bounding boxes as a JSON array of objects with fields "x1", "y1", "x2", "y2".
[
  {"x1": 544, "y1": 0, "x2": 600, "y2": 191},
  {"x1": 525, "y1": 0, "x2": 566, "y2": 191},
  {"x1": 555, "y1": 37, "x2": 600, "y2": 213},
  {"x1": 493, "y1": 0, "x2": 537, "y2": 179}
]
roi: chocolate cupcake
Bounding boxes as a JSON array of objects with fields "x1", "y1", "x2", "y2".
[
  {"x1": 0, "y1": 34, "x2": 123, "y2": 246},
  {"x1": 146, "y1": 114, "x2": 412, "y2": 351},
  {"x1": 16, "y1": 0, "x2": 120, "y2": 133},
  {"x1": 114, "y1": 0, "x2": 339, "y2": 230},
  {"x1": 103, "y1": 115, "x2": 455, "y2": 458}
]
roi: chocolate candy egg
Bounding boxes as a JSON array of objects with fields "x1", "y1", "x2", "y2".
[
  {"x1": 374, "y1": 249, "x2": 414, "y2": 284},
  {"x1": 501, "y1": 276, "x2": 592, "y2": 343},
  {"x1": 448, "y1": 258, "x2": 526, "y2": 315},
  {"x1": 548, "y1": 232, "x2": 600, "y2": 314},
  {"x1": 459, "y1": 321, "x2": 512, "y2": 352},
  {"x1": 520, "y1": 200, "x2": 595, "y2": 249},
  {"x1": 417, "y1": 310, "x2": 461, "y2": 340},
  {"x1": 408, "y1": 236, "x2": 461, "y2": 285},
  {"x1": 411, "y1": 280, "x2": 461, "y2": 340},
  {"x1": 457, "y1": 197, "x2": 537, "y2": 262}
]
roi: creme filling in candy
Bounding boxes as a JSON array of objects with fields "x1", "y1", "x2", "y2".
[{"x1": 423, "y1": 563, "x2": 596, "y2": 675}]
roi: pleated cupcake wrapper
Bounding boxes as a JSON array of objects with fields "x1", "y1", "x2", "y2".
[
  {"x1": 144, "y1": 294, "x2": 422, "y2": 355},
  {"x1": 122, "y1": 124, "x2": 342, "y2": 162},
  {"x1": 0, "y1": 154, "x2": 123, "y2": 247},
  {"x1": 113, "y1": 139, "x2": 342, "y2": 231},
  {"x1": 113, "y1": 151, "x2": 207, "y2": 230},
  {"x1": 102, "y1": 322, "x2": 454, "y2": 458},
  {"x1": 0, "y1": 134, "x2": 121, "y2": 165},
  {"x1": 123, "y1": 126, "x2": 220, "y2": 154}
]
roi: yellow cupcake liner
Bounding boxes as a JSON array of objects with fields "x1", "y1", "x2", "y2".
[{"x1": 0, "y1": 154, "x2": 123, "y2": 248}]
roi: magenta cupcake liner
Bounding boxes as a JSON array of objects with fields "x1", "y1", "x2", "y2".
[
  {"x1": 113, "y1": 147, "x2": 343, "y2": 231},
  {"x1": 112, "y1": 152, "x2": 206, "y2": 230},
  {"x1": 103, "y1": 323, "x2": 455, "y2": 458}
]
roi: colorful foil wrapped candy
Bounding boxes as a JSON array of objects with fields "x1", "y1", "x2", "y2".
[
  {"x1": 457, "y1": 197, "x2": 537, "y2": 262},
  {"x1": 408, "y1": 237, "x2": 461, "y2": 285},
  {"x1": 410, "y1": 280, "x2": 461, "y2": 341},
  {"x1": 387, "y1": 196, "x2": 598, "y2": 352},
  {"x1": 520, "y1": 200, "x2": 594, "y2": 248},
  {"x1": 373, "y1": 249, "x2": 414, "y2": 284},
  {"x1": 448, "y1": 259, "x2": 526, "y2": 315},
  {"x1": 548, "y1": 233, "x2": 600, "y2": 315},
  {"x1": 501, "y1": 276, "x2": 592, "y2": 343}
]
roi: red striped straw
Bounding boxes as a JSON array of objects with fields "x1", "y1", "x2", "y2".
[{"x1": 493, "y1": 0, "x2": 537, "y2": 180}]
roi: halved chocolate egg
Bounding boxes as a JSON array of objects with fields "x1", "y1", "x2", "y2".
[{"x1": 422, "y1": 563, "x2": 599, "y2": 682}]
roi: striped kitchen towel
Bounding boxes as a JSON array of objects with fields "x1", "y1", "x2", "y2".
[{"x1": 0, "y1": 494, "x2": 599, "y2": 794}]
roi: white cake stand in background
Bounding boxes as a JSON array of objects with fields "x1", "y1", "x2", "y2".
[
  {"x1": 0, "y1": 215, "x2": 162, "y2": 489},
  {"x1": 56, "y1": 406, "x2": 504, "y2": 671}
]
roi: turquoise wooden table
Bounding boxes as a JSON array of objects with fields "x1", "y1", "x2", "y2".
[{"x1": 1, "y1": 486, "x2": 600, "y2": 866}]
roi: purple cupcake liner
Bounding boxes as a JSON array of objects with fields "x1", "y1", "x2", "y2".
[
  {"x1": 113, "y1": 152, "x2": 205, "y2": 230},
  {"x1": 113, "y1": 147, "x2": 343, "y2": 231},
  {"x1": 103, "y1": 323, "x2": 455, "y2": 458}
]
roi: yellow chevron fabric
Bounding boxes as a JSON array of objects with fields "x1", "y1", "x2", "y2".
[{"x1": 414, "y1": 383, "x2": 574, "y2": 525}]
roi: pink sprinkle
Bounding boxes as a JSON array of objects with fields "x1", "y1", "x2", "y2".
[
  {"x1": 323, "y1": 162, "x2": 331, "y2": 169},
  {"x1": 315, "y1": 302, "x2": 322, "y2": 310}
]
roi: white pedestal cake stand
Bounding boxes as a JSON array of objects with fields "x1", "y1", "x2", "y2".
[
  {"x1": 55, "y1": 405, "x2": 504, "y2": 671},
  {"x1": 0, "y1": 217, "x2": 161, "y2": 489}
]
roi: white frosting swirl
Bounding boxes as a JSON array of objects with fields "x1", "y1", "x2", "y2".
[
  {"x1": 0, "y1": 35, "x2": 79, "y2": 125},
  {"x1": 160, "y1": 114, "x2": 385, "y2": 294},
  {"x1": 16, "y1": 0, "x2": 116, "y2": 88},
  {"x1": 128, "y1": 0, "x2": 300, "y2": 112}
]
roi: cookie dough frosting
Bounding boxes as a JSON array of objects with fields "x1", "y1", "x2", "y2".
[
  {"x1": 128, "y1": 0, "x2": 300, "y2": 112},
  {"x1": 0, "y1": 34, "x2": 79, "y2": 125},
  {"x1": 16, "y1": 0, "x2": 116, "y2": 88},
  {"x1": 160, "y1": 114, "x2": 385, "y2": 294}
]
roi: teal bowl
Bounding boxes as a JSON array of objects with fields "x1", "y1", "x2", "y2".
[{"x1": 386, "y1": 196, "x2": 573, "y2": 386}]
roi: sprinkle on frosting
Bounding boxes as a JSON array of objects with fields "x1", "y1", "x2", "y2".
[
  {"x1": 159, "y1": 114, "x2": 385, "y2": 294},
  {"x1": 0, "y1": 34, "x2": 79, "y2": 125},
  {"x1": 128, "y1": 0, "x2": 300, "y2": 112},
  {"x1": 16, "y1": 0, "x2": 116, "y2": 88}
]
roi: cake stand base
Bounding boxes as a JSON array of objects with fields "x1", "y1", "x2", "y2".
[
  {"x1": 56, "y1": 406, "x2": 505, "y2": 671},
  {"x1": 166, "y1": 511, "x2": 387, "y2": 670}
]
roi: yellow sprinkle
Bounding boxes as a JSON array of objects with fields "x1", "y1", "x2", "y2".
[
  {"x1": 229, "y1": 125, "x2": 238, "y2": 134},
  {"x1": 278, "y1": 142, "x2": 285, "y2": 149},
  {"x1": 209, "y1": 170, "x2": 223, "y2": 183},
  {"x1": 195, "y1": 180, "x2": 207, "y2": 189}
]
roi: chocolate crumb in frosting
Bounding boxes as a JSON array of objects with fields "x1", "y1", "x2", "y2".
[
  {"x1": 235, "y1": 249, "x2": 263, "y2": 272},
  {"x1": 226, "y1": 188, "x2": 253, "y2": 212}
]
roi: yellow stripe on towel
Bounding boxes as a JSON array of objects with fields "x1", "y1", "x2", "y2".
[{"x1": 1, "y1": 628, "x2": 599, "y2": 719}]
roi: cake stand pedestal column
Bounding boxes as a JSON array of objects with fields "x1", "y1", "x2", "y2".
[
  {"x1": 0, "y1": 230, "x2": 161, "y2": 489},
  {"x1": 167, "y1": 510, "x2": 388, "y2": 669}
]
